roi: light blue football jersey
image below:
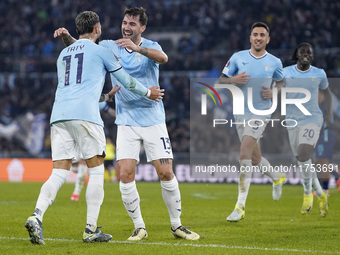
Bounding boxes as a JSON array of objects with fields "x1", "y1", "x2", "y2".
[
  {"x1": 283, "y1": 65, "x2": 328, "y2": 129},
  {"x1": 100, "y1": 38, "x2": 165, "y2": 126},
  {"x1": 222, "y1": 50, "x2": 283, "y2": 120},
  {"x1": 50, "y1": 39, "x2": 121, "y2": 126}
]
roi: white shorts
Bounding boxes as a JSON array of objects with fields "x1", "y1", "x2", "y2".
[
  {"x1": 236, "y1": 118, "x2": 268, "y2": 142},
  {"x1": 116, "y1": 123, "x2": 173, "y2": 163},
  {"x1": 288, "y1": 124, "x2": 321, "y2": 156},
  {"x1": 51, "y1": 120, "x2": 106, "y2": 161},
  {"x1": 72, "y1": 150, "x2": 84, "y2": 164}
]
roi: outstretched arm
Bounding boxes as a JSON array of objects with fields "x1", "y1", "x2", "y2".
[
  {"x1": 115, "y1": 39, "x2": 168, "y2": 64},
  {"x1": 109, "y1": 68, "x2": 164, "y2": 102},
  {"x1": 54, "y1": 27, "x2": 77, "y2": 46}
]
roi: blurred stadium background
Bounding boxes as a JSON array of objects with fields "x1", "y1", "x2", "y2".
[{"x1": 0, "y1": 0, "x2": 339, "y2": 182}]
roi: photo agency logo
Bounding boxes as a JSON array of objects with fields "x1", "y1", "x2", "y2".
[{"x1": 197, "y1": 82, "x2": 312, "y2": 128}]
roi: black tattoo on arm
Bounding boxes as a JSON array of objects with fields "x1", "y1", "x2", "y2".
[
  {"x1": 139, "y1": 47, "x2": 149, "y2": 55},
  {"x1": 62, "y1": 36, "x2": 76, "y2": 47},
  {"x1": 62, "y1": 37, "x2": 71, "y2": 47},
  {"x1": 159, "y1": 159, "x2": 170, "y2": 165}
]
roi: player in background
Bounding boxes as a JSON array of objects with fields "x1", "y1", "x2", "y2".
[
  {"x1": 314, "y1": 91, "x2": 340, "y2": 194},
  {"x1": 70, "y1": 157, "x2": 87, "y2": 201},
  {"x1": 219, "y1": 22, "x2": 286, "y2": 222},
  {"x1": 104, "y1": 136, "x2": 119, "y2": 182},
  {"x1": 265, "y1": 43, "x2": 331, "y2": 217},
  {"x1": 54, "y1": 7, "x2": 200, "y2": 240},
  {"x1": 25, "y1": 11, "x2": 163, "y2": 245}
]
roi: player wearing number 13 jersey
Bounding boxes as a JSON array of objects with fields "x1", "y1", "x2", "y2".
[
  {"x1": 25, "y1": 11, "x2": 158, "y2": 245},
  {"x1": 54, "y1": 7, "x2": 200, "y2": 241},
  {"x1": 283, "y1": 43, "x2": 332, "y2": 217}
]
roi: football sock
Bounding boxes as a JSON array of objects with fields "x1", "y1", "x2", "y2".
[
  {"x1": 86, "y1": 164, "x2": 104, "y2": 228},
  {"x1": 322, "y1": 180, "x2": 329, "y2": 190},
  {"x1": 120, "y1": 181, "x2": 145, "y2": 229},
  {"x1": 161, "y1": 177, "x2": 182, "y2": 229},
  {"x1": 73, "y1": 164, "x2": 87, "y2": 195},
  {"x1": 236, "y1": 159, "x2": 252, "y2": 209},
  {"x1": 298, "y1": 160, "x2": 312, "y2": 195},
  {"x1": 311, "y1": 171, "x2": 323, "y2": 197},
  {"x1": 255, "y1": 157, "x2": 280, "y2": 182},
  {"x1": 34, "y1": 169, "x2": 69, "y2": 222}
]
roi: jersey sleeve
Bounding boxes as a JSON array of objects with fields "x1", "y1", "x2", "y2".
[
  {"x1": 110, "y1": 68, "x2": 148, "y2": 96},
  {"x1": 98, "y1": 46, "x2": 122, "y2": 72},
  {"x1": 148, "y1": 40, "x2": 162, "y2": 51},
  {"x1": 273, "y1": 59, "x2": 284, "y2": 81},
  {"x1": 222, "y1": 53, "x2": 238, "y2": 77},
  {"x1": 99, "y1": 40, "x2": 119, "y2": 55}
]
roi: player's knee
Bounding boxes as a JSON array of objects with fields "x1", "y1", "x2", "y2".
[
  {"x1": 119, "y1": 170, "x2": 135, "y2": 183},
  {"x1": 297, "y1": 153, "x2": 312, "y2": 162},
  {"x1": 157, "y1": 170, "x2": 174, "y2": 181}
]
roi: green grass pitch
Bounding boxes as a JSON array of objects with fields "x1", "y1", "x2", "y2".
[{"x1": 0, "y1": 181, "x2": 339, "y2": 254}]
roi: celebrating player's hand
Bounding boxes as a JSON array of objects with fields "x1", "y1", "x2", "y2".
[
  {"x1": 231, "y1": 71, "x2": 250, "y2": 85},
  {"x1": 115, "y1": 39, "x2": 139, "y2": 52},
  {"x1": 107, "y1": 85, "x2": 121, "y2": 101},
  {"x1": 53, "y1": 27, "x2": 70, "y2": 39},
  {"x1": 148, "y1": 86, "x2": 164, "y2": 102}
]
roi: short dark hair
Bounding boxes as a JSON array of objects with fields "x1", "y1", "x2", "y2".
[
  {"x1": 75, "y1": 11, "x2": 100, "y2": 35},
  {"x1": 291, "y1": 42, "x2": 313, "y2": 62},
  {"x1": 251, "y1": 22, "x2": 270, "y2": 34},
  {"x1": 124, "y1": 7, "x2": 148, "y2": 26}
]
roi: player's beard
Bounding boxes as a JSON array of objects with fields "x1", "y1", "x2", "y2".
[{"x1": 95, "y1": 37, "x2": 101, "y2": 44}]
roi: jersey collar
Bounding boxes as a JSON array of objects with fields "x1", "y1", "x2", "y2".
[
  {"x1": 249, "y1": 50, "x2": 267, "y2": 59},
  {"x1": 295, "y1": 64, "x2": 312, "y2": 73}
]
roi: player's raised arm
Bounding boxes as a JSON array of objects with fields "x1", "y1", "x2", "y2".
[
  {"x1": 53, "y1": 27, "x2": 77, "y2": 46},
  {"x1": 115, "y1": 38, "x2": 168, "y2": 64}
]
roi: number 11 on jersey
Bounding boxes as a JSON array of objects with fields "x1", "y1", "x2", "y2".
[{"x1": 62, "y1": 53, "x2": 84, "y2": 86}]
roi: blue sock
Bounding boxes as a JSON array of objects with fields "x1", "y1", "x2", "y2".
[{"x1": 322, "y1": 180, "x2": 329, "y2": 190}]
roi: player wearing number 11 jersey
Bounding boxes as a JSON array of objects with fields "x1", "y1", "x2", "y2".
[{"x1": 25, "y1": 11, "x2": 162, "y2": 245}]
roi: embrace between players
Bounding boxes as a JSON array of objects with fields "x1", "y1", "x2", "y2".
[{"x1": 24, "y1": 8, "x2": 331, "y2": 245}]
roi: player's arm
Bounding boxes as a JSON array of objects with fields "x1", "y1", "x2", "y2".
[
  {"x1": 115, "y1": 39, "x2": 168, "y2": 64},
  {"x1": 262, "y1": 79, "x2": 285, "y2": 99},
  {"x1": 263, "y1": 60, "x2": 285, "y2": 99},
  {"x1": 99, "y1": 102, "x2": 117, "y2": 118},
  {"x1": 100, "y1": 85, "x2": 121, "y2": 102},
  {"x1": 109, "y1": 68, "x2": 164, "y2": 102},
  {"x1": 218, "y1": 72, "x2": 250, "y2": 86},
  {"x1": 54, "y1": 28, "x2": 77, "y2": 46},
  {"x1": 320, "y1": 87, "x2": 332, "y2": 129}
]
